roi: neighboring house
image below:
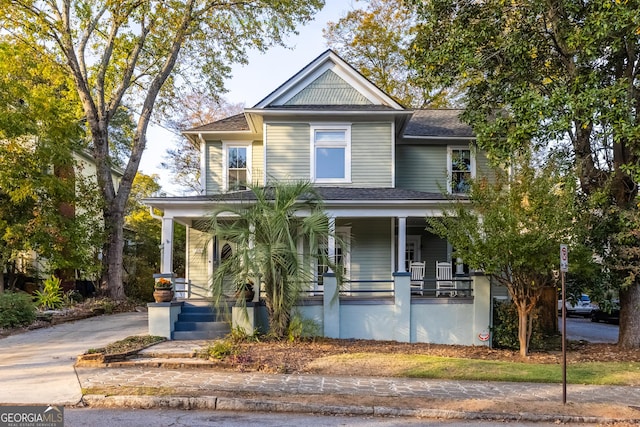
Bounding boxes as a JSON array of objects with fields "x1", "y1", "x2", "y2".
[
  {"x1": 15, "y1": 149, "x2": 122, "y2": 291},
  {"x1": 145, "y1": 50, "x2": 504, "y2": 344}
]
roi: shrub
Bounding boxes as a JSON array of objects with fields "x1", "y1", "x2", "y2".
[
  {"x1": 0, "y1": 291, "x2": 36, "y2": 328},
  {"x1": 287, "y1": 313, "x2": 320, "y2": 342},
  {"x1": 492, "y1": 300, "x2": 546, "y2": 350},
  {"x1": 206, "y1": 340, "x2": 236, "y2": 360},
  {"x1": 33, "y1": 276, "x2": 64, "y2": 310}
]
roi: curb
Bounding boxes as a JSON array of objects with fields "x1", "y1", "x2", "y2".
[{"x1": 81, "y1": 394, "x2": 638, "y2": 424}]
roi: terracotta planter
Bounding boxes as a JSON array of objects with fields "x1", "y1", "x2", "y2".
[
  {"x1": 235, "y1": 289, "x2": 255, "y2": 302},
  {"x1": 153, "y1": 289, "x2": 174, "y2": 303}
]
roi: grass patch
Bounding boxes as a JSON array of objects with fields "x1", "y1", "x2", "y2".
[
  {"x1": 312, "y1": 353, "x2": 640, "y2": 386},
  {"x1": 86, "y1": 335, "x2": 165, "y2": 355},
  {"x1": 82, "y1": 386, "x2": 176, "y2": 396}
]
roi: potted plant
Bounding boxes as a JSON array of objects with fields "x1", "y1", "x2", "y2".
[
  {"x1": 153, "y1": 277, "x2": 174, "y2": 303},
  {"x1": 235, "y1": 280, "x2": 255, "y2": 302}
]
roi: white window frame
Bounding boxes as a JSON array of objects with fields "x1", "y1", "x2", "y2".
[
  {"x1": 447, "y1": 146, "x2": 476, "y2": 194},
  {"x1": 222, "y1": 141, "x2": 252, "y2": 191},
  {"x1": 310, "y1": 124, "x2": 352, "y2": 184}
]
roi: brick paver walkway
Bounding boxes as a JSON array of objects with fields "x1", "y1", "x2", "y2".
[{"x1": 76, "y1": 366, "x2": 640, "y2": 407}]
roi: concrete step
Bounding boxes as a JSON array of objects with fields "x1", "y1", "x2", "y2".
[
  {"x1": 174, "y1": 322, "x2": 230, "y2": 332},
  {"x1": 172, "y1": 328, "x2": 230, "y2": 340},
  {"x1": 106, "y1": 357, "x2": 219, "y2": 369},
  {"x1": 177, "y1": 313, "x2": 225, "y2": 322}
]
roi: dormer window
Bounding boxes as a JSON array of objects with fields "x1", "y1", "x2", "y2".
[
  {"x1": 223, "y1": 142, "x2": 252, "y2": 191},
  {"x1": 311, "y1": 124, "x2": 351, "y2": 184},
  {"x1": 448, "y1": 146, "x2": 475, "y2": 194}
]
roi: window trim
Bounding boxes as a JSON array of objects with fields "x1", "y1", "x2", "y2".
[
  {"x1": 310, "y1": 124, "x2": 352, "y2": 184},
  {"x1": 447, "y1": 146, "x2": 475, "y2": 194},
  {"x1": 222, "y1": 141, "x2": 252, "y2": 191}
]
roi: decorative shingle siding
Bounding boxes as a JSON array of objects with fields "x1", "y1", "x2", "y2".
[
  {"x1": 396, "y1": 145, "x2": 447, "y2": 193},
  {"x1": 205, "y1": 141, "x2": 222, "y2": 195},
  {"x1": 265, "y1": 123, "x2": 310, "y2": 181},
  {"x1": 351, "y1": 123, "x2": 393, "y2": 187},
  {"x1": 283, "y1": 70, "x2": 372, "y2": 106}
]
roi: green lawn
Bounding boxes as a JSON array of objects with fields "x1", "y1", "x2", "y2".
[{"x1": 315, "y1": 353, "x2": 640, "y2": 386}]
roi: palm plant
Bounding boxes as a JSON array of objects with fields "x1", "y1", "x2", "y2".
[{"x1": 208, "y1": 181, "x2": 339, "y2": 339}]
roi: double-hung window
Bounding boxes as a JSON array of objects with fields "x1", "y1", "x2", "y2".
[
  {"x1": 448, "y1": 146, "x2": 475, "y2": 194},
  {"x1": 223, "y1": 142, "x2": 251, "y2": 191},
  {"x1": 311, "y1": 124, "x2": 351, "y2": 183}
]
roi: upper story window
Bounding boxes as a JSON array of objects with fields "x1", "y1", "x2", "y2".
[
  {"x1": 310, "y1": 124, "x2": 351, "y2": 183},
  {"x1": 448, "y1": 146, "x2": 475, "y2": 194},
  {"x1": 223, "y1": 142, "x2": 252, "y2": 191}
]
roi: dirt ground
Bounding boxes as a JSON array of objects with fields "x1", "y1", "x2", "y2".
[{"x1": 215, "y1": 338, "x2": 640, "y2": 375}]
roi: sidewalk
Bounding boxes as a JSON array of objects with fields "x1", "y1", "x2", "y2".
[{"x1": 76, "y1": 340, "x2": 640, "y2": 424}]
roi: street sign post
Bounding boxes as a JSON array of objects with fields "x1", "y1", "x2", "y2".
[{"x1": 560, "y1": 244, "x2": 568, "y2": 404}]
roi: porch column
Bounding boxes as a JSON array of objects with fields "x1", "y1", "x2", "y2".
[
  {"x1": 397, "y1": 216, "x2": 407, "y2": 272},
  {"x1": 327, "y1": 216, "x2": 336, "y2": 273},
  {"x1": 161, "y1": 216, "x2": 174, "y2": 274}
]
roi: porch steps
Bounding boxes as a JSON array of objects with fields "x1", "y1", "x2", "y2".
[{"x1": 172, "y1": 301, "x2": 231, "y2": 340}]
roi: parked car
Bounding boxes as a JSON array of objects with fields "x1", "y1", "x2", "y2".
[
  {"x1": 558, "y1": 294, "x2": 594, "y2": 317},
  {"x1": 591, "y1": 300, "x2": 620, "y2": 324}
]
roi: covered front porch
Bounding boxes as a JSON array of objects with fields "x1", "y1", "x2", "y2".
[{"x1": 145, "y1": 189, "x2": 494, "y2": 344}]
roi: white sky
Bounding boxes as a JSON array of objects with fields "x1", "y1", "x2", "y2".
[{"x1": 141, "y1": 0, "x2": 354, "y2": 194}]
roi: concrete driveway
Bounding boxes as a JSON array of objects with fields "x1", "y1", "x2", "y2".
[{"x1": 0, "y1": 312, "x2": 147, "y2": 405}]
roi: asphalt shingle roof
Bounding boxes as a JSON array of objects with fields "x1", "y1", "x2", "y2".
[
  {"x1": 153, "y1": 187, "x2": 449, "y2": 203},
  {"x1": 186, "y1": 108, "x2": 474, "y2": 138},
  {"x1": 187, "y1": 114, "x2": 249, "y2": 132},
  {"x1": 404, "y1": 109, "x2": 474, "y2": 138}
]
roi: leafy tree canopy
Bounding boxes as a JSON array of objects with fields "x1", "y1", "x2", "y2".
[
  {"x1": 324, "y1": 0, "x2": 456, "y2": 107},
  {"x1": 0, "y1": 0, "x2": 325, "y2": 299},
  {"x1": 408, "y1": 0, "x2": 640, "y2": 348},
  {"x1": 427, "y1": 154, "x2": 584, "y2": 356}
]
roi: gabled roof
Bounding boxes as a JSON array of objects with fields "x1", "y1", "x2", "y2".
[
  {"x1": 404, "y1": 109, "x2": 474, "y2": 138},
  {"x1": 254, "y1": 50, "x2": 405, "y2": 110}
]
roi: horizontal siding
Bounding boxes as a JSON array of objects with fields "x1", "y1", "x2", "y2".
[
  {"x1": 348, "y1": 218, "x2": 392, "y2": 291},
  {"x1": 205, "y1": 141, "x2": 222, "y2": 195},
  {"x1": 351, "y1": 123, "x2": 393, "y2": 187},
  {"x1": 396, "y1": 145, "x2": 447, "y2": 192},
  {"x1": 252, "y1": 140, "x2": 264, "y2": 186},
  {"x1": 187, "y1": 227, "x2": 210, "y2": 296},
  {"x1": 421, "y1": 233, "x2": 449, "y2": 280},
  {"x1": 475, "y1": 149, "x2": 495, "y2": 184},
  {"x1": 265, "y1": 123, "x2": 309, "y2": 182}
]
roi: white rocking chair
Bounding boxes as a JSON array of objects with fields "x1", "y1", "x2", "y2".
[
  {"x1": 409, "y1": 261, "x2": 426, "y2": 295},
  {"x1": 436, "y1": 261, "x2": 456, "y2": 297}
]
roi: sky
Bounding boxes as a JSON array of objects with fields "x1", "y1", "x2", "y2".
[{"x1": 141, "y1": 0, "x2": 355, "y2": 194}]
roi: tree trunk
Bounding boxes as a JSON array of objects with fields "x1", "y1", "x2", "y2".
[
  {"x1": 517, "y1": 306, "x2": 530, "y2": 357},
  {"x1": 619, "y1": 283, "x2": 640, "y2": 348},
  {"x1": 102, "y1": 206, "x2": 127, "y2": 300},
  {"x1": 537, "y1": 285, "x2": 558, "y2": 334}
]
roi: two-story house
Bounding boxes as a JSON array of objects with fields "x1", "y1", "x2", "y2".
[{"x1": 145, "y1": 50, "x2": 499, "y2": 344}]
